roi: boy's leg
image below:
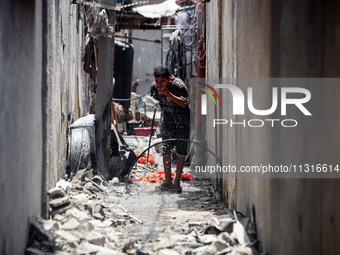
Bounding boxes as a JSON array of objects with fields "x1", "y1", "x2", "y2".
[
  {"x1": 163, "y1": 155, "x2": 173, "y2": 184},
  {"x1": 174, "y1": 155, "x2": 185, "y2": 185}
]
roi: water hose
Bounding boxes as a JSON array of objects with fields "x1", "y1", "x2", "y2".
[
  {"x1": 112, "y1": 92, "x2": 148, "y2": 102},
  {"x1": 138, "y1": 107, "x2": 157, "y2": 194},
  {"x1": 125, "y1": 138, "x2": 222, "y2": 195}
]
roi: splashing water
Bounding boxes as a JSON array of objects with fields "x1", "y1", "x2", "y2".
[{"x1": 142, "y1": 95, "x2": 159, "y2": 110}]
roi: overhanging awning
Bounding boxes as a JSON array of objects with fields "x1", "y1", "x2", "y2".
[
  {"x1": 116, "y1": 0, "x2": 178, "y2": 30},
  {"x1": 133, "y1": 0, "x2": 178, "y2": 18}
]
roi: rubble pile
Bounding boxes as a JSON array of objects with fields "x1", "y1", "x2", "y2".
[
  {"x1": 26, "y1": 170, "x2": 265, "y2": 255},
  {"x1": 150, "y1": 210, "x2": 262, "y2": 255}
]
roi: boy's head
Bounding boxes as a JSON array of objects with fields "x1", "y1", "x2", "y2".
[{"x1": 154, "y1": 65, "x2": 171, "y2": 79}]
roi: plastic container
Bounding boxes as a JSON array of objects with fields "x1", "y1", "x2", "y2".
[{"x1": 134, "y1": 127, "x2": 156, "y2": 136}]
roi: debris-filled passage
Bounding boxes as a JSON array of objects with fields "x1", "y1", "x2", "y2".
[{"x1": 26, "y1": 165, "x2": 264, "y2": 255}]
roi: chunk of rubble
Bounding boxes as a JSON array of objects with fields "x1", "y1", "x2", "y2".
[
  {"x1": 76, "y1": 241, "x2": 125, "y2": 255},
  {"x1": 65, "y1": 207, "x2": 91, "y2": 222},
  {"x1": 217, "y1": 246, "x2": 254, "y2": 255},
  {"x1": 48, "y1": 187, "x2": 72, "y2": 216},
  {"x1": 86, "y1": 231, "x2": 107, "y2": 246},
  {"x1": 26, "y1": 218, "x2": 58, "y2": 254},
  {"x1": 153, "y1": 238, "x2": 175, "y2": 251},
  {"x1": 198, "y1": 234, "x2": 217, "y2": 245},
  {"x1": 89, "y1": 219, "x2": 114, "y2": 228},
  {"x1": 56, "y1": 179, "x2": 72, "y2": 192},
  {"x1": 61, "y1": 217, "x2": 81, "y2": 231},
  {"x1": 192, "y1": 245, "x2": 217, "y2": 255},
  {"x1": 54, "y1": 230, "x2": 80, "y2": 243},
  {"x1": 71, "y1": 193, "x2": 88, "y2": 210},
  {"x1": 43, "y1": 219, "x2": 60, "y2": 232},
  {"x1": 212, "y1": 239, "x2": 230, "y2": 252},
  {"x1": 158, "y1": 248, "x2": 181, "y2": 255},
  {"x1": 233, "y1": 211, "x2": 250, "y2": 246},
  {"x1": 74, "y1": 167, "x2": 93, "y2": 181}
]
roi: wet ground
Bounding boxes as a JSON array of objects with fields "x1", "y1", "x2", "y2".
[{"x1": 119, "y1": 177, "x2": 224, "y2": 239}]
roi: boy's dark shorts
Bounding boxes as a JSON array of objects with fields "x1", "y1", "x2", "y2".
[{"x1": 161, "y1": 123, "x2": 189, "y2": 157}]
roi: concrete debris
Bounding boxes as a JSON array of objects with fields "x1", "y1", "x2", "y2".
[
  {"x1": 152, "y1": 238, "x2": 175, "y2": 251},
  {"x1": 158, "y1": 249, "x2": 180, "y2": 255},
  {"x1": 74, "y1": 167, "x2": 93, "y2": 181},
  {"x1": 49, "y1": 195, "x2": 70, "y2": 208},
  {"x1": 56, "y1": 179, "x2": 72, "y2": 192},
  {"x1": 29, "y1": 216, "x2": 56, "y2": 244},
  {"x1": 86, "y1": 231, "x2": 106, "y2": 246},
  {"x1": 192, "y1": 245, "x2": 217, "y2": 255},
  {"x1": 61, "y1": 217, "x2": 81, "y2": 231},
  {"x1": 233, "y1": 211, "x2": 251, "y2": 246},
  {"x1": 71, "y1": 193, "x2": 88, "y2": 211},
  {"x1": 198, "y1": 234, "x2": 217, "y2": 245},
  {"x1": 27, "y1": 170, "x2": 264, "y2": 255}
]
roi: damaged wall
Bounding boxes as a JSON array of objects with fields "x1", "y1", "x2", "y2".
[
  {"x1": 206, "y1": 0, "x2": 340, "y2": 254},
  {"x1": 0, "y1": 0, "x2": 89, "y2": 253},
  {"x1": 42, "y1": 1, "x2": 88, "y2": 215},
  {"x1": 0, "y1": 1, "x2": 43, "y2": 254}
]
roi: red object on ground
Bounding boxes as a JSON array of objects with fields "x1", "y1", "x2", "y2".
[
  {"x1": 136, "y1": 153, "x2": 155, "y2": 165},
  {"x1": 134, "y1": 127, "x2": 156, "y2": 136},
  {"x1": 137, "y1": 171, "x2": 194, "y2": 183},
  {"x1": 181, "y1": 172, "x2": 194, "y2": 180}
]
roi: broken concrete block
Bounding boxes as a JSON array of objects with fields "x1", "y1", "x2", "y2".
[
  {"x1": 43, "y1": 220, "x2": 60, "y2": 232},
  {"x1": 83, "y1": 222, "x2": 95, "y2": 232},
  {"x1": 198, "y1": 234, "x2": 217, "y2": 245},
  {"x1": 169, "y1": 234, "x2": 196, "y2": 243},
  {"x1": 86, "y1": 231, "x2": 106, "y2": 246},
  {"x1": 48, "y1": 187, "x2": 66, "y2": 198},
  {"x1": 48, "y1": 187, "x2": 72, "y2": 216},
  {"x1": 26, "y1": 247, "x2": 45, "y2": 255},
  {"x1": 53, "y1": 214, "x2": 66, "y2": 222},
  {"x1": 89, "y1": 219, "x2": 113, "y2": 228},
  {"x1": 29, "y1": 218, "x2": 55, "y2": 244},
  {"x1": 158, "y1": 249, "x2": 180, "y2": 255},
  {"x1": 217, "y1": 246, "x2": 254, "y2": 255},
  {"x1": 49, "y1": 196, "x2": 70, "y2": 208},
  {"x1": 61, "y1": 217, "x2": 81, "y2": 231},
  {"x1": 51, "y1": 203, "x2": 72, "y2": 216},
  {"x1": 56, "y1": 179, "x2": 72, "y2": 192},
  {"x1": 152, "y1": 238, "x2": 175, "y2": 251},
  {"x1": 193, "y1": 245, "x2": 217, "y2": 255},
  {"x1": 188, "y1": 222, "x2": 206, "y2": 227},
  {"x1": 66, "y1": 207, "x2": 90, "y2": 222},
  {"x1": 233, "y1": 212, "x2": 250, "y2": 246},
  {"x1": 109, "y1": 233, "x2": 120, "y2": 243},
  {"x1": 218, "y1": 232, "x2": 236, "y2": 246},
  {"x1": 72, "y1": 193, "x2": 88, "y2": 210},
  {"x1": 82, "y1": 241, "x2": 124, "y2": 255},
  {"x1": 74, "y1": 168, "x2": 93, "y2": 181},
  {"x1": 216, "y1": 246, "x2": 234, "y2": 255},
  {"x1": 212, "y1": 239, "x2": 230, "y2": 252},
  {"x1": 54, "y1": 230, "x2": 80, "y2": 243},
  {"x1": 111, "y1": 177, "x2": 119, "y2": 184}
]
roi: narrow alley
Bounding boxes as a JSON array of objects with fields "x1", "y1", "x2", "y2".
[{"x1": 1, "y1": 0, "x2": 340, "y2": 255}]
